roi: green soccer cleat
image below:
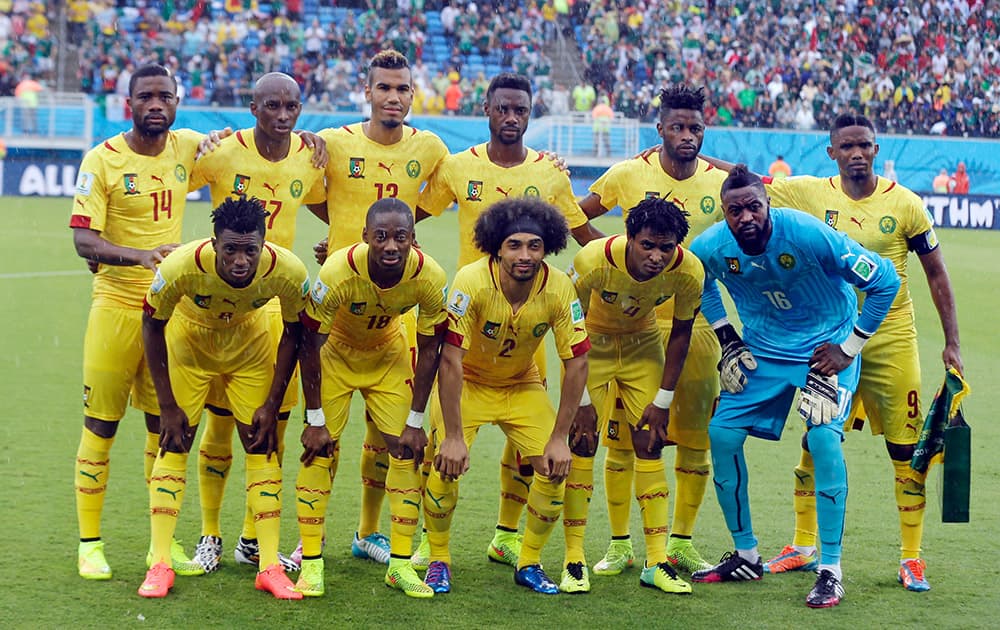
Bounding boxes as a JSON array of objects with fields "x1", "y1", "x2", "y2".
[
  {"x1": 78, "y1": 540, "x2": 112, "y2": 580},
  {"x1": 559, "y1": 562, "x2": 591, "y2": 594},
  {"x1": 410, "y1": 531, "x2": 431, "y2": 571},
  {"x1": 640, "y1": 562, "x2": 693, "y2": 595},
  {"x1": 592, "y1": 539, "x2": 635, "y2": 576},
  {"x1": 385, "y1": 559, "x2": 434, "y2": 598},
  {"x1": 147, "y1": 538, "x2": 206, "y2": 577},
  {"x1": 294, "y1": 558, "x2": 325, "y2": 597},
  {"x1": 487, "y1": 530, "x2": 522, "y2": 567},
  {"x1": 665, "y1": 540, "x2": 713, "y2": 574}
]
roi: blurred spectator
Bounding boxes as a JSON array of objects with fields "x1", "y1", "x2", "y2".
[
  {"x1": 883, "y1": 159, "x2": 899, "y2": 183},
  {"x1": 572, "y1": 80, "x2": 595, "y2": 112},
  {"x1": 951, "y1": 161, "x2": 970, "y2": 194},
  {"x1": 591, "y1": 94, "x2": 613, "y2": 156},
  {"x1": 768, "y1": 155, "x2": 792, "y2": 179},
  {"x1": 15, "y1": 74, "x2": 43, "y2": 134},
  {"x1": 444, "y1": 78, "x2": 462, "y2": 115},
  {"x1": 932, "y1": 168, "x2": 952, "y2": 193}
]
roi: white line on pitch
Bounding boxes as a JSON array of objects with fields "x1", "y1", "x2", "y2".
[{"x1": 0, "y1": 270, "x2": 91, "y2": 279}]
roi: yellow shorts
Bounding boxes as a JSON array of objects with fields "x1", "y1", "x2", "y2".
[
  {"x1": 82, "y1": 305, "x2": 158, "y2": 419},
  {"x1": 847, "y1": 313, "x2": 923, "y2": 445},
  {"x1": 167, "y1": 310, "x2": 273, "y2": 426},
  {"x1": 205, "y1": 300, "x2": 299, "y2": 413},
  {"x1": 320, "y1": 332, "x2": 412, "y2": 439},
  {"x1": 588, "y1": 327, "x2": 664, "y2": 433},
  {"x1": 429, "y1": 380, "x2": 555, "y2": 458}
]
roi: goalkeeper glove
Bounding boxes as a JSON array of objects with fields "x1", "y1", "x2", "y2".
[
  {"x1": 718, "y1": 337, "x2": 757, "y2": 393},
  {"x1": 798, "y1": 370, "x2": 840, "y2": 425}
]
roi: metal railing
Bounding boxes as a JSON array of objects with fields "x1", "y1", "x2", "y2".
[
  {"x1": 538, "y1": 113, "x2": 640, "y2": 166},
  {"x1": 0, "y1": 93, "x2": 95, "y2": 150}
]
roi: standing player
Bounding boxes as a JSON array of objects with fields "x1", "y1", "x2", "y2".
[
  {"x1": 139, "y1": 198, "x2": 308, "y2": 599},
  {"x1": 308, "y1": 50, "x2": 450, "y2": 565},
  {"x1": 688, "y1": 166, "x2": 899, "y2": 608},
  {"x1": 711, "y1": 114, "x2": 964, "y2": 591},
  {"x1": 187, "y1": 72, "x2": 325, "y2": 572},
  {"x1": 577, "y1": 85, "x2": 726, "y2": 576},
  {"x1": 422, "y1": 198, "x2": 590, "y2": 595},
  {"x1": 71, "y1": 63, "x2": 204, "y2": 580},
  {"x1": 563, "y1": 198, "x2": 702, "y2": 595},
  {"x1": 416, "y1": 72, "x2": 602, "y2": 568},
  {"x1": 293, "y1": 199, "x2": 448, "y2": 598}
]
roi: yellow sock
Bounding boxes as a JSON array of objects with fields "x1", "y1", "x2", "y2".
[
  {"x1": 358, "y1": 417, "x2": 388, "y2": 537},
  {"x1": 387, "y1": 455, "x2": 422, "y2": 558},
  {"x1": 424, "y1": 473, "x2": 458, "y2": 564},
  {"x1": 242, "y1": 420, "x2": 291, "y2": 541},
  {"x1": 75, "y1": 428, "x2": 113, "y2": 540},
  {"x1": 894, "y1": 459, "x2": 926, "y2": 559},
  {"x1": 519, "y1": 475, "x2": 564, "y2": 569},
  {"x1": 605, "y1": 447, "x2": 634, "y2": 538},
  {"x1": 497, "y1": 438, "x2": 531, "y2": 530},
  {"x1": 246, "y1": 454, "x2": 282, "y2": 569},
  {"x1": 198, "y1": 410, "x2": 234, "y2": 538},
  {"x1": 149, "y1": 451, "x2": 188, "y2": 565},
  {"x1": 792, "y1": 449, "x2": 818, "y2": 547},
  {"x1": 635, "y1": 457, "x2": 669, "y2": 566},
  {"x1": 563, "y1": 455, "x2": 594, "y2": 564},
  {"x1": 671, "y1": 446, "x2": 709, "y2": 537},
  {"x1": 295, "y1": 456, "x2": 333, "y2": 557},
  {"x1": 143, "y1": 431, "x2": 158, "y2": 484}
]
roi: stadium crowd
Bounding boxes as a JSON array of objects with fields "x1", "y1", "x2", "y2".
[{"x1": 0, "y1": 1, "x2": 55, "y2": 96}]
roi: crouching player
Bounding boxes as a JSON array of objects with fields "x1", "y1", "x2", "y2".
[
  {"x1": 139, "y1": 197, "x2": 308, "y2": 599},
  {"x1": 687, "y1": 166, "x2": 899, "y2": 608},
  {"x1": 294, "y1": 198, "x2": 449, "y2": 598}
]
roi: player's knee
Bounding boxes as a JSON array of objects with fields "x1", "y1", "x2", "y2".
[
  {"x1": 885, "y1": 440, "x2": 915, "y2": 462},
  {"x1": 630, "y1": 431, "x2": 661, "y2": 460},
  {"x1": 85, "y1": 416, "x2": 119, "y2": 439}
]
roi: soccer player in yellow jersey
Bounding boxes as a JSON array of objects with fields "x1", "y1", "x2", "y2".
[
  {"x1": 307, "y1": 50, "x2": 449, "y2": 565},
  {"x1": 187, "y1": 72, "x2": 326, "y2": 572},
  {"x1": 139, "y1": 198, "x2": 308, "y2": 600},
  {"x1": 422, "y1": 197, "x2": 591, "y2": 595},
  {"x1": 293, "y1": 199, "x2": 448, "y2": 598},
  {"x1": 750, "y1": 114, "x2": 963, "y2": 592},
  {"x1": 578, "y1": 85, "x2": 726, "y2": 576},
  {"x1": 70, "y1": 64, "x2": 205, "y2": 581},
  {"x1": 416, "y1": 72, "x2": 603, "y2": 568},
  {"x1": 561, "y1": 197, "x2": 702, "y2": 595}
]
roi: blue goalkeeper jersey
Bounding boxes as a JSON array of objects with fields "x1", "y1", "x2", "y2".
[{"x1": 689, "y1": 207, "x2": 900, "y2": 361}]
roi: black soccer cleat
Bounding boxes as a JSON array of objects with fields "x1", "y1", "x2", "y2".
[
  {"x1": 691, "y1": 551, "x2": 763, "y2": 583},
  {"x1": 806, "y1": 569, "x2": 844, "y2": 608}
]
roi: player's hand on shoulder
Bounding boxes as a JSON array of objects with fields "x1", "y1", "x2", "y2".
[
  {"x1": 297, "y1": 131, "x2": 329, "y2": 169},
  {"x1": 434, "y1": 436, "x2": 469, "y2": 481},
  {"x1": 538, "y1": 149, "x2": 570, "y2": 175},
  {"x1": 397, "y1": 426, "x2": 429, "y2": 470},
  {"x1": 196, "y1": 127, "x2": 233, "y2": 159},
  {"x1": 140, "y1": 243, "x2": 181, "y2": 271},
  {"x1": 635, "y1": 144, "x2": 660, "y2": 160},
  {"x1": 300, "y1": 425, "x2": 334, "y2": 466},
  {"x1": 313, "y1": 238, "x2": 329, "y2": 265}
]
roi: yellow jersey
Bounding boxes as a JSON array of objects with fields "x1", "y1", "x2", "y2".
[
  {"x1": 70, "y1": 129, "x2": 202, "y2": 308},
  {"x1": 319, "y1": 123, "x2": 448, "y2": 251},
  {"x1": 571, "y1": 235, "x2": 703, "y2": 335},
  {"x1": 189, "y1": 128, "x2": 326, "y2": 249},
  {"x1": 445, "y1": 256, "x2": 590, "y2": 387},
  {"x1": 303, "y1": 243, "x2": 449, "y2": 349},
  {"x1": 419, "y1": 143, "x2": 589, "y2": 268},
  {"x1": 765, "y1": 175, "x2": 935, "y2": 316},
  {"x1": 144, "y1": 238, "x2": 309, "y2": 329}
]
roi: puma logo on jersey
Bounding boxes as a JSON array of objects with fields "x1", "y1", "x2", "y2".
[
  {"x1": 850, "y1": 217, "x2": 865, "y2": 229},
  {"x1": 671, "y1": 196, "x2": 688, "y2": 210},
  {"x1": 378, "y1": 162, "x2": 394, "y2": 174},
  {"x1": 222, "y1": 297, "x2": 237, "y2": 307},
  {"x1": 262, "y1": 182, "x2": 278, "y2": 196},
  {"x1": 496, "y1": 186, "x2": 511, "y2": 197},
  {"x1": 750, "y1": 261, "x2": 766, "y2": 270},
  {"x1": 150, "y1": 174, "x2": 165, "y2": 186}
]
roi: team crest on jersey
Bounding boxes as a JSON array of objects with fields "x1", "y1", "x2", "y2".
[
  {"x1": 76, "y1": 171, "x2": 94, "y2": 196},
  {"x1": 700, "y1": 196, "x2": 716, "y2": 214},
  {"x1": 406, "y1": 159, "x2": 421, "y2": 178},
  {"x1": 123, "y1": 173, "x2": 140, "y2": 195},
  {"x1": 654, "y1": 294, "x2": 671, "y2": 305},
  {"x1": 607, "y1": 420, "x2": 620, "y2": 440},
  {"x1": 725, "y1": 257, "x2": 741, "y2": 274},
  {"x1": 290, "y1": 179, "x2": 303, "y2": 198},
  {"x1": 447, "y1": 290, "x2": 471, "y2": 316},
  {"x1": 600, "y1": 290, "x2": 618, "y2": 304},
  {"x1": 851, "y1": 255, "x2": 877, "y2": 281},
  {"x1": 349, "y1": 301, "x2": 367, "y2": 315},
  {"x1": 83, "y1": 385, "x2": 92, "y2": 407},
  {"x1": 174, "y1": 164, "x2": 187, "y2": 182},
  {"x1": 879, "y1": 215, "x2": 897, "y2": 234},
  {"x1": 252, "y1": 298, "x2": 270, "y2": 308},
  {"x1": 311, "y1": 279, "x2": 329, "y2": 303},
  {"x1": 643, "y1": 191, "x2": 659, "y2": 200},
  {"x1": 824, "y1": 210, "x2": 839, "y2": 228},
  {"x1": 348, "y1": 157, "x2": 365, "y2": 178},
  {"x1": 532, "y1": 323, "x2": 550, "y2": 337},
  {"x1": 482, "y1": 320, "x2": 501, "y2": 339},
  {"x1": 778, "y1": 253, "x2": 795, "y2": 269},
  {"x1": 232, "y1": 174, "x2": 251, "y2": 195},
  {"x1": 194, "y1": 294, "x2": 212, "y2": 309},
  {"x1": 466, "y1": 180, "x2": 483, "y2": 201},
  {"x1": 524, "y1": 185, "x2": 540, "y2": 197}
]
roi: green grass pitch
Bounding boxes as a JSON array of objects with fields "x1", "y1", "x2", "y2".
[{"x1": 1, "y1": 196, "x2": 998, "y2": 628}]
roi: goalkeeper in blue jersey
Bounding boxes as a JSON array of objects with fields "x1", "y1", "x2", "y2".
[{"x1": 687, "y1": 165, "x2": 900, "y2": 609}]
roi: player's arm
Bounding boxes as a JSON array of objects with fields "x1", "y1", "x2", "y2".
[
  {"x1": 398, "y1": 328, "x2": 445, "y2": 467},
  {"x1": 549, "y1": 353, "x2": 588, "y2": 482},
  {"x1": 141, "y1": 311, "x2": 190, "y2": 452},
  {"x1": 307, "y1": 202, "x2": 329, "y2": 224},
  {"x1": 578, "y1": 191, "x2": 610, "y2": 220},
  {"x1": 297, "y1": 319, "x2": 335, "y2": 465},
  {"x1": 249, "y1": 318, "x2": 303, "y2": 455},
  {"x1": 73, "y1": 228, "x2": 178, "y2": 270},
  {"x1": 434, "y1": 342, "x2": 469, "y2": 480},
  {"x1": 918, "y1": 244, "x2": 964, "y2": 374},
  {"x1": 570, "y1": 221, "x2": 605, "y2": 246},
  {"x1": 638, "y1": 316, "x2": 695, "y2": 445},
  {"x1": 295, "y1": 130, "x2": 329, "y2": 169}
]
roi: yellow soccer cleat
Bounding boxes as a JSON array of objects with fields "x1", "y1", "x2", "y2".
[
  {"x1": 78, "y1": 540, "x2": 112, "y2": 580},
  {"x1": 487, "y1": 530, "x2": 522, "y2": 567},
  {"x1": 294, "y1": 558, "x2": 325, "y2": 597},
  {"x1": 146, "y1": 538, "x2": 206, "y2": 577},
  {"x1": 385, "y1": 559, "x2": 434, "y2": 598},
  {"x1": 592, "y1": 538, "x2": 635, "y2": 576},
  {"x1": 640, "y1": 562, "x2": 693, "y2": 594}
]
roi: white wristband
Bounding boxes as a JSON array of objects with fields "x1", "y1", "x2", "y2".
[
  {"x1": 305, "y1": 408, "x2": 326, "y2": 427},
  {"x1": 652, "y1": 388, "x2": 674, "y2": 410},
  {"x1": 580, "y1": 387, "x2": 592, "y2": 407},
  {"x1": 839, "y1": 328, "x2": 871, "y2": 358},
  {"x1": 406, "y1": 410, "x2": 425, "y2": 429}
]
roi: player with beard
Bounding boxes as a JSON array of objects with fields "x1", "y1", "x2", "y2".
[{"x1": 574, "y1": 85, "x2": 726, "y2": 579}]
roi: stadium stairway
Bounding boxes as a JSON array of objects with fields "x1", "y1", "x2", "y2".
[{"x1": 542, "y1": 29, "x2": 583, "y2": 90}]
